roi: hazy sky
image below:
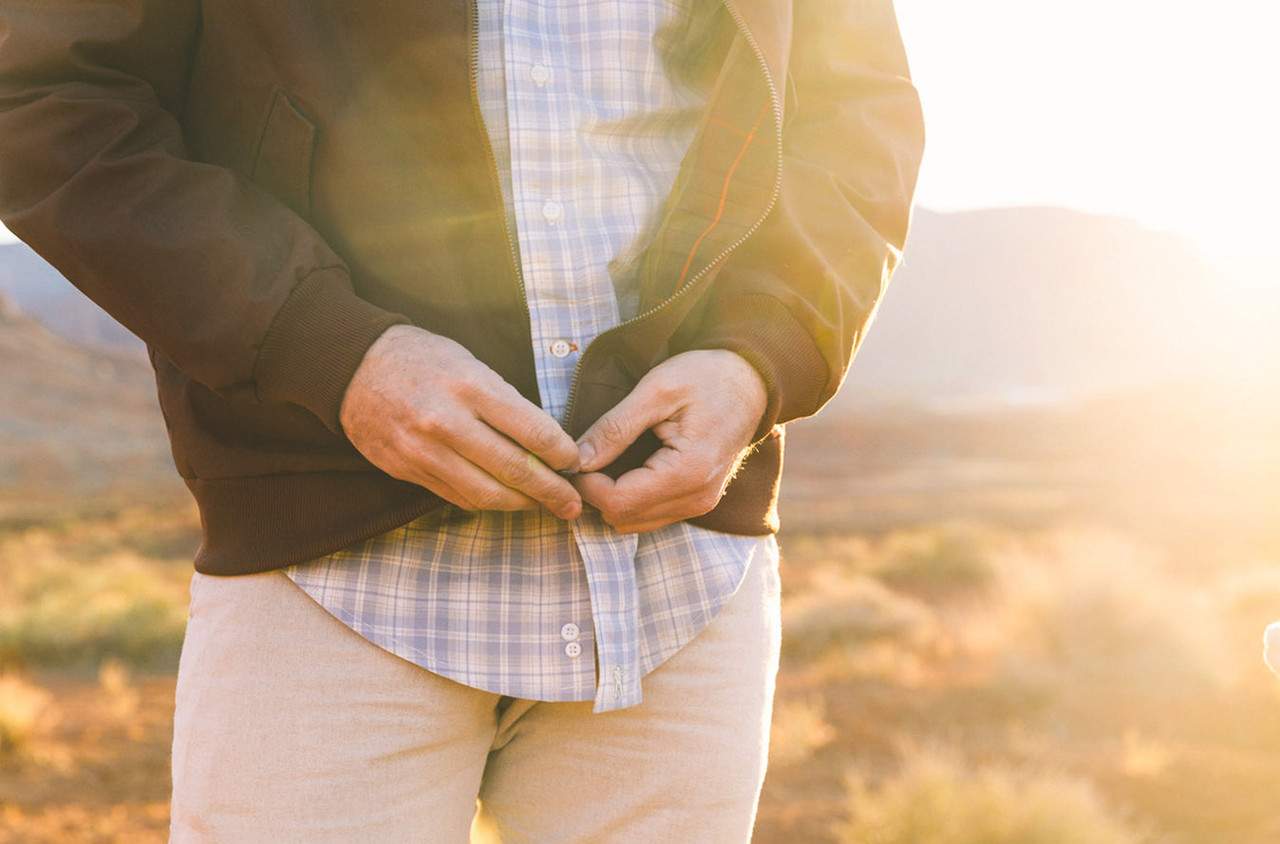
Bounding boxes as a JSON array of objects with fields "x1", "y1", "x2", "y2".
[
  {"x1": 894, "y1": 0, "x2": 1280, "y2": 259},
  {"x1": 2, "y1": 1, "x2": 1277, "y2": 263}
]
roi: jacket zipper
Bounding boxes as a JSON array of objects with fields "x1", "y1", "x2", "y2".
[
  {"x1": 467, "y1": 0, "x2": 532, "y2": 336},
  {"x1": 560, "y1": 0, "x2": 786, "y2": 430}
]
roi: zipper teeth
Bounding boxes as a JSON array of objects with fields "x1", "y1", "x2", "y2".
[
  {"x1": 561, "y1": 0, "x2": 785, "y2": 428},
  {"x1": 468, "y1": 0, "x2": 530, "y2": 321}
]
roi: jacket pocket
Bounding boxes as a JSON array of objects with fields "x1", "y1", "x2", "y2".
[{"x1": 250, "y1": 90, "x2": 316, "y2": 219}]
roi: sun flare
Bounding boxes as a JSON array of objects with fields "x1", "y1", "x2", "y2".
[{"x1": 895, "y1": 0, "x2": 1280, "y2": 263}]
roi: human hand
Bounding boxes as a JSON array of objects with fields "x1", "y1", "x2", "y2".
[
  {"x1": 339, "y1": 325, "x2": 583, "y2": 519},
  {"x1": 572, "y1": 350, "x2": 767, "y2": 533}
]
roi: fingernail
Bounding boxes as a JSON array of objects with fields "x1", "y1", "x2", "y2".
[{"x1": 578, "y1": 442, "x2": 596, "y2": 472}]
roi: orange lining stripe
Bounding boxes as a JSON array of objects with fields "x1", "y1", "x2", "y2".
[
  {"x1": 674, "y1": 101, "x2": 773, "y2": 292},
  {"x1": 704, "y1": 116, "x2": 760, "y2": 139}
]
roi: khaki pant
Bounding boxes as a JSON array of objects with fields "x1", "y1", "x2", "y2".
[{"x1": 170, "y1": 549, "x2": 780, "y2": 843}]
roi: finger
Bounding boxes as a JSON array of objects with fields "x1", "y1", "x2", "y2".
[
  {"x1": 575, "y1": 385, "x2": 674, "y2": 473},
  {"x1": 408, "y1": 448, "x2": 543, "y2": 513},
  {"x1": 577, "y1": 441, "x2": 719, "y2": 511},
  {"x1": 450, "y1": 422, "x2": 583, "y2": 519},
  {"x1": 408, "y1": 472, "x2": 517, "y2": 514},
  {"x1": 573, "y1": 467, "x2": 719, "y2": 531},
  {"x1": 610, "y1": 516, "x2": 685, "y2": 535},
  {"x1": 474, "y1": 383, "x2": 582, "y2": 473},
  {"x1": 576, "y1": 479, "x2": 710, "y2": 533}
]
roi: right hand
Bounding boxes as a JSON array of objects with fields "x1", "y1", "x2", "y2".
[{"x1": 339, "y1": 325, "x2": 583, "y2": 519}]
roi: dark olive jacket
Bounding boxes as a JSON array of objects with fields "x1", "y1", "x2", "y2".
[{"x1": 0, "y1": 0, "x2": 923, "y2": 575}]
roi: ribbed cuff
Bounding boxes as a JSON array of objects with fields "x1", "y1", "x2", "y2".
[
  {"x1": 253, "y1": 266, "x2": 410, "y2": 433},
  {"x1": 689, "y1": 292, "x2": 830, "y2": 441}
]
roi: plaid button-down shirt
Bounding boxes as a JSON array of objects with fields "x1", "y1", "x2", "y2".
[{"x1": 286, "y1": 0, "x2": 775, "y2": 713}]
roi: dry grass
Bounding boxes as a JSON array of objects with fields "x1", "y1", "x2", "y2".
[
  {"x1": 769, "y1": 695, "x2": 837, "y2": 768},
  {"x1": 867, "y1": 523, "x2": 997, "y2": 600},
  {"x1": 782, "y1": 569, "x2": 938, "y2": 660},
  {"x1": 839, "y1": 744, "x2": 1148, "y2": 844},
  {"x1": 0, "y1": 673, "x2": 173, "y2": 844},
  {"x1": 757, "y1": 516, "x2": 1280, "y2": 844},
  {"x1": 0, "y1": 507, "x2": 195, "y2": 671},
  {"x1": 1, "y1": 458, "x2": 1279, "y2": 842},
  {"x1": 990, "y1": 529, "x2": 1234, "y2": 693}
]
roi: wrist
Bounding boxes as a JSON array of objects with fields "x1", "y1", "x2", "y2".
[
  {"x1": 721, "y1": 350, "x2": 768, "y2": 439},
  {"x1": 339, "y1": 324, "x2": 424, "y2": 435}
]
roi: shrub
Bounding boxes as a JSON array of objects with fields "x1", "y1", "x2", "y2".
[
  {"x1": 871, "y1": 524, "x2": 996, "y2": 600},
  {"x1": 769, "y1": 694, "x2": 836, "y2": 768},
  {"x1": 781, "y1": 570, "x2": 936, "y2": 662},
  {"x1": 991, "y1": 529, "x2": 1231, "y2": 694},
  {"x1": 840, "y1": 745, "x2": 1148, "y2": 844},
  {"x1": 0, "y1": 517, "x2": 191, "y2": 671},
  {"x1": 0, "y1": 557, "x2": 187, "y2": 670}
]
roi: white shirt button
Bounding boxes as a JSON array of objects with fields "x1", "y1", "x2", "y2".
[
  {"x1": 530, "y1": 64, "x2": 551, "y2": 86},
  {"x1": 542, "y1": 200, "x2": 563, "y2": 224},
  {"x1": 549, "y1": 339, "x2": 577, "y2": 359},
  {"x1": 564, "y1": 641, "x2": 582, "y2": 658},
  {"x1": 560, "y1": 622, "x2": 580, "y2": 641}
]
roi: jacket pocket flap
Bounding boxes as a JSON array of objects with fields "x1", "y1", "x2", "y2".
[{"x1": 251, "y1": 90, "x2": 316, "y2": 218}]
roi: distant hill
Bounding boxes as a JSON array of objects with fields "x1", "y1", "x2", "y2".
[
  {"x1": 0, "y1": 291, "x2": 175, "y2": 501},
  {"x1": 0, "y1": 242, "x2": 142, "y2": 352},
  {"x1": 834, "y1": 206, "x2": 1236, "y2": 410},
  {"x1": 1, "y1": 204, "x2": 1273, "y2": 423}
]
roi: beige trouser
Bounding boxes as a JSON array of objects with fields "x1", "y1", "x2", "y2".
[{"x1": 169, "y1": 549, "x2": 780, "y2": 844}]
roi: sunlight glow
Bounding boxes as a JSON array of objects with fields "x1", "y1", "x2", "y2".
[{"x1": 894, "y1": 0, "x2": 1280, "y2": 261}]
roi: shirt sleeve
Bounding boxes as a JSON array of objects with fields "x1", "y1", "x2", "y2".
[{"x1": 0, "y1": 0, "x2": 407, "y2": 434}]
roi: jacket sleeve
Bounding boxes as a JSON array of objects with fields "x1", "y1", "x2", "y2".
[
  {"x1": 0, "y1": 1, "x2": 407, "y2": 434},
  {"x1": 685, "y1": 0, "x2": 924, "y2": 438}
]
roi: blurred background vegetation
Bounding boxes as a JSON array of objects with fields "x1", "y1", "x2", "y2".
[{"x1": 1, "y1": 399, "x2": 1278, "y2": 841}]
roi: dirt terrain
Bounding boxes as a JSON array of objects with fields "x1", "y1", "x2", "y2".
[{"x1": 3, "y1": 392, "x2": 1279, "y2": 842}]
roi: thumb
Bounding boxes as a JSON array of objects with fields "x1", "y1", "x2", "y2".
[{"x1": 576, "y1": 388, "x2": 668, "y2": 473}]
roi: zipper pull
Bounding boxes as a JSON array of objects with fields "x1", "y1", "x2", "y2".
[{"x1": 614, "y1": 666, "x2": 624, "y2": 700}]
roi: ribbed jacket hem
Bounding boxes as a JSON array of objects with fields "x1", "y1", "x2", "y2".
[
  {"x1": 190, "y1": 472, "x2": 439, "y2": 575},
  {"x1": 188, "y1": 436, "x2": 782, "y2": 576}
]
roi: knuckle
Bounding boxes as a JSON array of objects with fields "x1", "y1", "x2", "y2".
[
  {"x1": 470, "y1": 485, "x2": 507, "y2": 511},
  {"x1": 603, "y1": 496, "x2": 639, "y2": 526},
  {"x1": 537, "y1": 480, "x2": 572, "y2": 511},
  {"x1": 496, "y1": 451, "x2": 535, "y2": 486},
  {"x1": 599, "y1": 413, "x2": 630, "y2": 445},
  {"x1": 413, "y1": 411, "x2": 445, "y2": 440},
  {"x1": 651, "y1": 380, "x2": 681, "y2": 406},
  {"x1": 455, "y1": 375, "x2": 488, "y2": 403},
  {"x1": 522, "y1": 421, "x2": 564, "y2": 458},
  {"x1": 595, "y1": 500, "x2": 623, "y2": 526}
]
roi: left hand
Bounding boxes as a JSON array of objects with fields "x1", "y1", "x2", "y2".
[{"x1": 572, "y1": 349, "x2": 767, "y2": 533}]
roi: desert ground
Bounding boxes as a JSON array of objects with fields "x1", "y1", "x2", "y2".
[{"x1": 2, "y1": 388, "x2": 1279, "y2": 843}]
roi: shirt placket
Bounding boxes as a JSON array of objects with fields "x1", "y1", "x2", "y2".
[
  {"x1": 504, "y1": 2, "x2": 611, "y2": 423},
  {"x1": 501, "y1": 1, "x2": 642, "y2": 711}
]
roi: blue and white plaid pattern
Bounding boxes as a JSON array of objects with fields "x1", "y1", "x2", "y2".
[{"x1": 286, "y1": 0, "x2": 774, "y2": 713}]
